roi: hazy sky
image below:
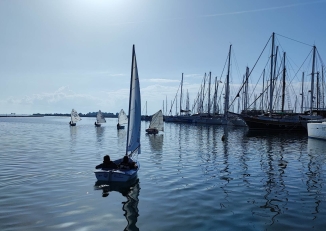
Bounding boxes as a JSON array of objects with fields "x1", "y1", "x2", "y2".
[{"x1": 1, "y1": 0, "x2": 326, "y2": 115}]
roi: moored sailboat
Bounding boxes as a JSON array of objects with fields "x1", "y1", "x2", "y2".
[{"x1": 95, "y1": 45, "x2": 141, "y2": 182}]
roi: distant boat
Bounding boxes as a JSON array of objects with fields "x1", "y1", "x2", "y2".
[
  {"x1": 95, "y1": 110, "x2": 106, "y2": 127},
  {"x1": 95, "y1": 45, "x2": 141, "y2": 182},
  {"x1": 69, "y1": 109, "x2": 81, "y2": 126},
  {"x1": 146, "y1": 110, "x2": 164, "y2": 134},
  {"x1": 307, "y1": 121, "x2": 326, "y2": 140},
  {"x1": 117, "y1": 109, "x2": 128, "y2": 130}
]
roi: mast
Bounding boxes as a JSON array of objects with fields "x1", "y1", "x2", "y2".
[
  {"x1": 126, "y1": 45, "x2": 135, "y2": 155},
  {"x1": 244, "y1": 67, "x2": 249, "y2": 111},
  {"x1": 166, "y1": 95, "x2": 167, "y2": 115},
  {"x1": 180, "y1": 73, "x2": 183, "y2": 115},
  {"x1": 281, "y1": 52, "x2": 286, "y2": 113},
  {"x1": 262, "y1": 69, "x2": 265, "y2": 111},
  {"x1": 310, "y1": 45, "x2": 316, "y2": 115},
  {"x1": 208, "y1": 72, "x2": 211, "y2": 115},
  {"x1": 224, "y1": 44, "x2": 232, "y2": 119},
  {"x1": 301, "y1": 72, "x2": 304, "y2": 113},
  {"x1": 317, "y1": 72, "x2": 320, "y2": 111},
  {"x1": 269, "y1": 32, "x2": 275, "y2": 116}
]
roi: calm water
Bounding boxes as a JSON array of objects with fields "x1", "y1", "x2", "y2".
[{"x1": 1, "y1": 116, "x2": 326, "y2": 231}]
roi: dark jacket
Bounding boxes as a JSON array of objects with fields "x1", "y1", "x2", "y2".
[{"x1": 96, "y1": 161, "x2": 118, "y2": 169}]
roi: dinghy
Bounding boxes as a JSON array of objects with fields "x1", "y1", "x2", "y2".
[
  {"x1": 95, "y1": 45, "x2": 141, "y2": 182},
  {"x1": 146, "y1": 110, "x2": 164, "y2": 134},
  {"x1": 95, "y1": 110, "x2": 106, "y2": 127},
  {"x1": 117, "y1": 109, "x2": 128, "y2": 129},
  {"x1": 69, "y1": 109, "x2": 81, "y2": 126}
]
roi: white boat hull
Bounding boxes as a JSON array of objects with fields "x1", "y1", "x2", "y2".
[{"x1": 307, "y1": 122, "x2": 326, "y2": 140}]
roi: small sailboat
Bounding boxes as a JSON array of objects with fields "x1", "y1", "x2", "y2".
[
  {"x1": 146, "y1": 110, "x2": 164, "y2": 134},
  {"x1": 117, "y1": 109, "x2": 128, "y2": 129},
  {"x1": 69, "y1": 109, "x2": 81, "y2": 126},
  {"x1": 95, "y1": 110, "x2": 106, "y2": 127},
  {"x1": 95, "y1": 45, "x2": 141, "y2": 182}
]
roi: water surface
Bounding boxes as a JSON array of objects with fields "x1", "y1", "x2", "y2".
[{"x1": 0, "y1": 117, "x2": 325, "y2": 230}]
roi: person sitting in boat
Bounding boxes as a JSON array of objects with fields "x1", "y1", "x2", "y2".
[
  {"x1": 95, "y1": 155, "x2": 118, "y2": 169},
  {"x1": 118, "y1": 155, "x2": 137, "y2": 170}
]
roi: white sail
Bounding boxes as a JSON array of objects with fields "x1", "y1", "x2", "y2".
[
  {"x1": 96, "y1": 110, "x2": 106, "y2": 124},
  {"x1": 149, "y1": 110, "x2": 164, "y2": 131},
  {"x1": 71, "y1": 109, "x2": 81, "y2": 123},
  {"x1": 118, "y1": 109, "x2": 128, "y2": 125},
  {"x1": 126, "y1": 45, "x2": 141, "y2": 155}
]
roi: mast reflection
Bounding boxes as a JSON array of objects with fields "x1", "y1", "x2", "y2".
[{"x1": 94, "y1": 178, "x2": 140, "y2": 231}]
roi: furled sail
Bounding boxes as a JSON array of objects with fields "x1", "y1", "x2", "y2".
[
  {"x1": 118, "y1": 109, "x2": 128, "y2": 125},
  {"x1": 71, "y1": 109, "x2": 81, "y2": 123},
  {"x1": 149, "y1": 110, "x2": 164, "y2": 131},
  {"x1": 96, "y1": 110, "x2": 106, "y2": 124},
  {"x1": 126, "y1": 45, "x2": 141, "y2": 155}
]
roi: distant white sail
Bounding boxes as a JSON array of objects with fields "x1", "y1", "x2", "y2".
[
  {"x1": 118, "y1": 109, "x2": 128, "y2": 125},
  {"x1": 96, "y1": 110, "x2": 106, "y2": 124},
  {"x1": 71, "y1": 109, "x2": 81, "y2": 123},
  {"x1": 149, "y1": 110, "x2": 164, "y2": 131},
  {"x1": 126, "y1": 45, "x2": 141, "y2": 155}
]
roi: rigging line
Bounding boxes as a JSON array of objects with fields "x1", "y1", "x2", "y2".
[
  {"x1": 288, "y1": 49, "x2": 313, "y2": 86},
  {"x1": 229, "y1": 34, "x2": 272, "y2": 108},
  {"x1": 275, "y1": 33, "x2": 313, "y2": 47},
  {"x1": 317, "y1": 49, "x2": 326, "y2": 68}
]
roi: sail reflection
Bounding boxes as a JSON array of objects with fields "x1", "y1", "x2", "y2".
[
  {"x1": 95, "y1": 126, "x2": 105, "y2": 143},
  {"x1": 94, "y1": 178, "x2": 140, "y2": 231},
  {"x1": 147, "y1": 134, "x2": 163, "y2": 152}
]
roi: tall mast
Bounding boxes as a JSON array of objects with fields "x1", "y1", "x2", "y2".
[
  {"x1": 301, "y1": 72, "x2": 304, "y2": 113},
  {"x1": 310, "y1": 45, "x2": 316, "y2": 115},
  {"x1": 180, "y1": 73, "x2": 183, "y2": 115},
  {"x1": 317, "y1": 72, "x2": 320, "y2": 111},
  {"x1": 261, "y1": 69, "x2": 265, "y2": 112},
  {"x1": 126, "y1": 45, "x2": 135, "y2": 155},
  {"x1": 224, "y1": 44, "x2": 232, "y2": 119},
  {"x1": 281, "y1": 52, "x2": 286, "y2": 113},
  {"x1": 208, "y1": 72, "x2": 211, "y2": 115},
  {"x1": 269, "y1": 32, "x2": 275, "y2": 116},
  {"x1": 244, "y1": 67, "x2": 249, "y2": 111}
]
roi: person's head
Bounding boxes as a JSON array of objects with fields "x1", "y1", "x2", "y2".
[
  {"x1": 123, "y1": 155, "x2": 129, "y2": 163},
  {"x1": 103, "y1": 155, "x2": 111, "y2": 163}
]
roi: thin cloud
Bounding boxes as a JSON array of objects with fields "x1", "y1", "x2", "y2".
[
  {"x1": 106, "y1": 0, "x2": 326, "y2": 25},
  {"x1": 143, "y1": 78, "x2": 180, "y2": 83},
  {"x1": 200, "y1": 0, "x2": 326, "y2": 18}
]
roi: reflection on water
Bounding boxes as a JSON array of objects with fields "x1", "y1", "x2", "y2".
[
  {"x1": 95, "y1": 126, "x2": 105, "y2": 143},
  {"x1": 94, "y1": 178, "x2": 140, "y2": 231},
  {"x1": 147, "y1": 134, "x2": 163, "y2": 152},
  {"x1": 307, "y1": 138, "x2": 326, "y2": 220}
]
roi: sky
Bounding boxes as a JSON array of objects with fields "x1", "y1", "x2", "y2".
[{"x1": 1, "y1": 0, "x2": 326, "y2": 115}]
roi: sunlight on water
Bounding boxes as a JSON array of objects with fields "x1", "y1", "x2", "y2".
[{"x1": 0, "y1": 117, "x2": 326, "y2": 230}]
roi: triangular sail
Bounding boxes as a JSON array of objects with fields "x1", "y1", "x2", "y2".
[
  {"x1": 149, "y1": 110, "x2": 164, "y2": 131},
  {"x1": 126, "y1": 45, "x2": 141, "y2": 155},
  {"x1": 71, "y1": 109, "x2": 81, "y2": 123},
  {"x1": 96, "y1": 110, "x2": 106, "y2": 124},
  {"x1": 118, "y1": 109, "x2": 128, "y2": 125}
]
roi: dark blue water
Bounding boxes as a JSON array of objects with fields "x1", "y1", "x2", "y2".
[{"x1": 0, "y1": 116, "x2": 326, "y2": 230}]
